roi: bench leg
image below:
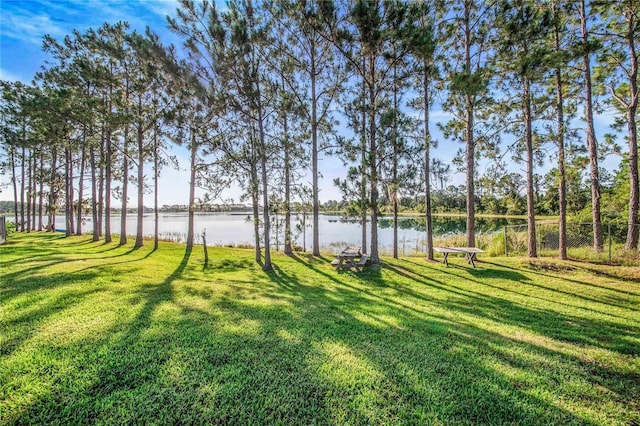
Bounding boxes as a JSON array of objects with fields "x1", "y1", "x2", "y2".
[
  {"x1": 468, "y1": 253, "x2": 476, "y2": 268},
  {"x1": 442, "y1": 252, "x2": 449, "y2": 267}
]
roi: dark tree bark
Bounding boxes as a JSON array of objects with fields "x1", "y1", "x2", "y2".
[
  {"x1": 31, "y1": 152, "x2": 36, "y2": 231},
  {"x1": 119, "y1": 126, "x2": 129, "y2": 246},
  {"x1": 392, "y1": 62, "x2": 399, "y2": 260},
  {"x1": 368, "y1": 54, "x2": 379, "y2": 264},
  {"x1": 580, "y1": 0, "x2": 603, "y2": 252},
  {"x1": 26, "y1": 149, "x2": 32, "y2": 232},
  {"x1": 76, "y1": 141, "x2": 86, "y2": 235},
  {"x1": 624, "y1": 12, "x2": 639, "y2": 251},
  {"x1": 47, "y1": 146, "x2": 58, "y2": 232},
  {"x1": 91, "y1": 142, "x2": 99, "y2": 242},
  {"x1": 424, "y1": 60, "x2": 434, "y2": 261},
  {"x1": 310, "y1": 42, "x2": 321, "y2": 257},
  {"x1": 98, "y1": 129, "x2": 104, "y2": 237},
  {"x1": 65, "y1": 146, "x2": 74, "y2": 237},
  {"x1": 524, "y1": 77, "x2": 537, "y2": 258},
  {"x1": 153, "y1": 126, "x2": 159, "y2": 250},
  {"x1": 251, "y1": 155, "x2": 261, "y2": 264},
  {"x1": 283, "y1": 86, "x2": 293, "y2": 256},
  {"x1": 258, "y1": 100, "x2": 272, "y2": 271},
  {"x1": 20, "y1": 145, "x2": 25, "y2": 232},
  {"x1": 38, "y1": 151, "x2": 44, "y2": 231},
  {"x1": 134, "y1": 114, "x2": 145, "y2": 249},
  {"x1": 104, "y1": 86, "x2": 113, "y2": 243},
  {"x1": 186, "y1": 130, "x2": 197, "y2": 249},
  {"x1": 464, "y1": 4, "x2": 476, "y2": 248},
  {"x1": 11, "y1": 145, "x2": 18, "y2": 231},
  {"x1": 553, "y1": 16, "x2": 567, "y2": 260},
  {"x1": 360, "y1": 58, "x2": 367, "y2": 253}
]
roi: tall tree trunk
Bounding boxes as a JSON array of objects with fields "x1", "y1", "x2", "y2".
[
  {"x1": 464, "y1": 4, "x2": 476, "y2": 248},
  {"x1": 38, "y1": 151, "x2": 44, "y2": 231},
  {"x1": 186, "y1": 130, "x2": 197, "y2": 249},
  {"x1": 360, "y1": 71, "x2": 367, "y2": 253},
  {"x1": 154, "y1": 126, "x2": 159, "y2": 250},
  {"x1": 120, "y1": 127, "x2": 129, "y2": 246},
  {"x1": 629, "y1": 104, "x2": 639, "y2": 251},
  {"x1": 258, "y1": 105, "x2": 272, "y2": 271},
  {"x1": 424, "y1": 62, "x2": 434, "y2": 260},
  {"x1": 524, "y1": 77, "x2": 537, "y2": 257},
  {"x1": 105, "y1": 94, "x2": 113, "y2": 243},
  {"x1": 134, "y1": 117, "x2": 145, "y2": 249},
  {"x1": 26, "y1": 150, "x2": 32, "y2": 232},
  {"x1": 98, "y1": 126, "x2": 105, "y2": 237},
  {"x1": 65, "y1": 146, "x2": 73, "y2": 237},
  {"x1": 48, "y1": 146, "x2": 58, "y2": 232},
  {"x1": 580, "y1": 0, "x2": 603, "y2": 252},
  {"x1": 283, "y1": 83, "x2": 292, "y2": 256},
  {"x1": 368, "y1": 54, "x2": 379, "y2": 264},
  {"x1": 77, "y1": 141, "x2": 86, "y2": 235},
  {"x1": 311, "y1": 43, "x2": 321, "y2": 257},
  {"x1": 91, "y1": 142, "x2": 99, "y2": 242},
  {"x1": 392, "y1": 61, "x2": 399, "y2": 260},
  {"x1": 20, "y1": 145, "x2": 25, "y2": 232},
  {"x1": 624, "y1": 11, "x2": 639, "y2": 250},
  {"x1": 31, "y1": 152, "x2": 36, "y2": 231},
  {"x1": 251, "y1": 155, "x2": 261, "y2": 263},
  {"x1": 11, "y1": 145, "x2": 18, "y2": 231},
  {"x1": 554, "y1": 22, "x2": 567, "y2": 260},
  {"x1": 465, "y1": 143, "x2": 476, "y2": 239}
]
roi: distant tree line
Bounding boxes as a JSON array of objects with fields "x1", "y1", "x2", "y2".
[{"x1": 0, "y1": 0, "x2": 638, "y2": 266}]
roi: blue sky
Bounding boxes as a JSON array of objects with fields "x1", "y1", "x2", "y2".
[
  {"x1": 0, "y1": 0, "x2": 624, "y2": 207},
  {"x1": 0, "y1": 0, "x2": 362, "y2": 205}
]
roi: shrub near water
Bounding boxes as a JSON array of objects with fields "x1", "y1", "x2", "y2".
[{"x1": 1, "y1": 233, "x2": 639, "y2": 425}]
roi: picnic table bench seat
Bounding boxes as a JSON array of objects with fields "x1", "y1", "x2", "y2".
[
  {"x1": 333, "y1": 247, "x2": 368, "y2": 272},
  {"x1": 434, "y1": 247, "x2": 484, "y2": 268}
]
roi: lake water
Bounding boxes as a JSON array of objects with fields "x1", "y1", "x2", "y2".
[{"x1": 58, "y1": 213, "x2": 526, "y2": 254}]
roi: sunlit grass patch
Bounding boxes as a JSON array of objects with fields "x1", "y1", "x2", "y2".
[{"x1": 1, "y1": 232, "x2": 639, "y2": 425}]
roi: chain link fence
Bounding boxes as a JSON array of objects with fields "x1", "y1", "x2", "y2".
[{"x1": 504, "y1": 222, "x2": 640, "y2": 264}]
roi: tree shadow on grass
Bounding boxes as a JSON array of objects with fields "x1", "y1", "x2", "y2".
[
  {"x1": 69, "y1": 249, "x2": 192, "y2": 417},
  {"x1": 245, "y1": 267, "x2": 610, "y2": 424},
  {"x1": 392, "y1": 259, "x2": 640, "y2": 356},
  {"x1": 1, "y1": 270, "x2": 103, "y2": 357},
  {"x1": 319, "y1": 254, "x2": 624, "y2": 418},
  {"x1": 204, "y1": 258, "x2": 253, "y2": 273},
  {"x1": 484, "y1": 260, "x2": 640, "y2": 297},
  {"x1": 489, "y1": 264, "x2": 640, "y2": 313},
  {"x1": 5, "y1": 248, "x2": 638, "y2": 425}
]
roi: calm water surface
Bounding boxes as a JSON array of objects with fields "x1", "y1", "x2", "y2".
[{"x1": 59, "y1": 213, "x2": 526, "y2": 253}]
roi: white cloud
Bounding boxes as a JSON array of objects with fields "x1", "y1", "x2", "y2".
[
  {"x1": 0, "y1": 5, "x2": 67, "y2": 45},
  {"x1": 0, "y1": 67, "x2": 29, "y2": 83},
  {"x1": 139, "y1": 0, "x2": 181, "y2": 19}
]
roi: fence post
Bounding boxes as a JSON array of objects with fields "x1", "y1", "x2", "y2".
[
  {"x1": 504, "y1": 226, "x2": 507, "y2": 256},
  {"x1": 0, "y1": 216, "x2": 5, "y2": 244},
  {"x1": 608, "y1": 224, "x2": 612, "y2": 265}
]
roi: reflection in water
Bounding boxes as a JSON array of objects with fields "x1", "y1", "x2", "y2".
[{"x1": 56, "y1": 213, "x2": 526, "y2": 254}]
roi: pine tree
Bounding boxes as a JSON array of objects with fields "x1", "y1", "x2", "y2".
[
  {"x1": 576, "y1": 0, "x2": 604, "y2": 252},
  {"x1": 595, "y1": 0, "x2": 639, "y2": 251},
  {"x1": 495, "y1": 0, "x2": 553, "y2": 258},
  {"x1": 440, "y1": 0, "x2": 496, "y2": 249}
]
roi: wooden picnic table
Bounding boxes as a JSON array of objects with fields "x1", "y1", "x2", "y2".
[
  {"x1": 433, "y1": 247, "x2": 484, "y2": 268},
  {"x1": 332, "y1": 246, "x2": 368, "y2": 272}
]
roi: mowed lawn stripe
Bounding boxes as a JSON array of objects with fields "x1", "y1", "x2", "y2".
[{"x1": 1, "y1": 233, "x2": 638, "y2": 425}]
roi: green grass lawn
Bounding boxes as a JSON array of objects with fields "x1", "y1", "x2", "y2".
[{"x1": 1, "y1": 233, "x2": 639, "y2": 425}]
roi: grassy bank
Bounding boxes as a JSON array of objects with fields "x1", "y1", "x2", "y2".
[{"x1": 1, "y1": 233, "x2": 639, "y2": 425}]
